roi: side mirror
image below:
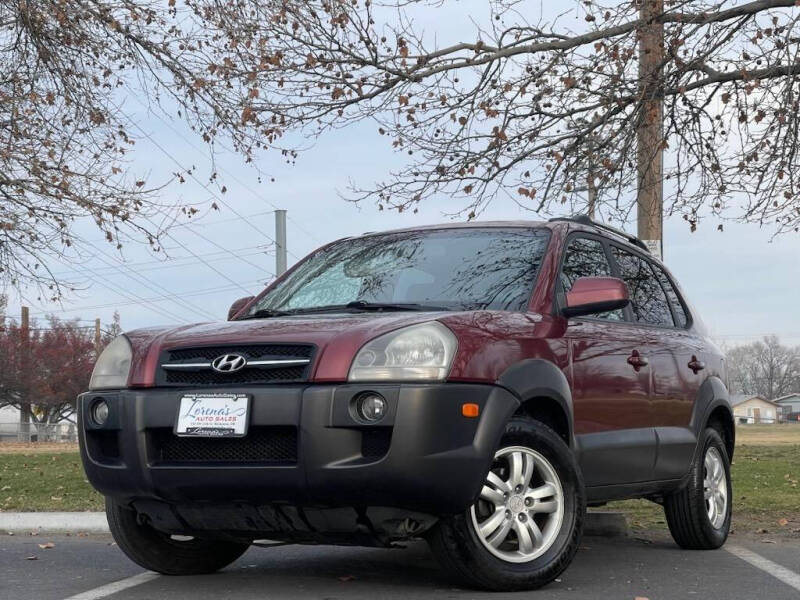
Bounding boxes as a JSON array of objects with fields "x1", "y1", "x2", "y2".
[
  {"x1": 562, "y1": 277, "x2": 629, "y2": 318},
  {"x1": 228, "y1": 296, "x2": 255, "y2": 321}
]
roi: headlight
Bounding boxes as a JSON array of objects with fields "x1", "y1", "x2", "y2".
[
  {"x1": 89, "y1": 335, "x2": 132, "y2": 390},
  {"x1": 348, "y1": 322, "x2": 457, "y2": 382}
]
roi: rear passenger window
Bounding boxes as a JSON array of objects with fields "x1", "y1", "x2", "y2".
[
  {"x1": 561, "y1": 237, "x2": 623, "y2": 321},
  {"x1": 611, "y1": 247, "x2": 674, "y2": 327},
  {"x1": 651, "y1": 264, "x2": 689, "y2": 328}
]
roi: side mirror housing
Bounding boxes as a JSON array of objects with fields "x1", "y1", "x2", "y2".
[
  {"x1": 228, "y1": 296, "x2": 255, "y2": 321},
  {"x1": 562, "y1": 277, "x2": 629, "y2": 318}
]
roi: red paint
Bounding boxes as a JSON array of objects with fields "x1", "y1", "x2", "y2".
[{"x1": 123, "y1": 220, "x2": 723, "y2": 436}]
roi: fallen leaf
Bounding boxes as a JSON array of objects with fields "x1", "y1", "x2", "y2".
[
  {"x1": 25, "y1": 555, "x2": 37, "y2": 561},
  {"x1": 779, "y1": 518, "x2": 789, "y2": 526},
  {"x1": 338, "y1": 575, "x2": 356, "y2": 582},
  {"x1": 38, "y1": 542, "x2": 54, "y2": 550}
]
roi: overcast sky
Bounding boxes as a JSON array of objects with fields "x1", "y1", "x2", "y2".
[{"x1": 4, "y1": 1, "x2": 800, "y2": 347}]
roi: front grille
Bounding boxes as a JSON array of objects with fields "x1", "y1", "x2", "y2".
[
  {"x1": 167, "y1": 345, "x2": 313, "y2": 362},
  {"x1": 149, "y1": 426, "x2": 298, "y2": 464},
  {"x1": 158, "y1": 344, "x2": 315, "y2": 386}
]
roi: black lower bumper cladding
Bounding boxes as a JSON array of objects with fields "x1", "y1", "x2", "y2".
[{"x1": 78, "y1": 382, "x2": 518, "y2": 526}]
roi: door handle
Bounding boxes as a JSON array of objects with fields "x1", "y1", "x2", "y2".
[
  {"x1": 627, "y1": 350, "x2": 649, "y2": 371},
  {"x1": 688, "y1": 356, "x2": 706, "y2": 374}
]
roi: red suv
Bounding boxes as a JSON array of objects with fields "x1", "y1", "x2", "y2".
[{"x1": 79, "y1": 216, "x2": 734, "y2": 591}]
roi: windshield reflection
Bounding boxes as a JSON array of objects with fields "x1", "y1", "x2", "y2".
[{"x1": 250, "y1": 228, "x2": 551, "y2": 314}]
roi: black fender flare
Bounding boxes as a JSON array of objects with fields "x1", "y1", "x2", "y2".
[
  {"x1": 496, "y1": 358, "x2": 575, "y2": 446},
  {"x1": 689, "y1": 376, "x2": 734, "y2": 458}
]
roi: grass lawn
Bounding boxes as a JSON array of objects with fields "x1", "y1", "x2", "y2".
[
  {"x1": 0, "y1": 448, "x2": 103, "y2": 512},
  {"x1": 0, "y1": 425, "x2": 798, "y2": 538}
]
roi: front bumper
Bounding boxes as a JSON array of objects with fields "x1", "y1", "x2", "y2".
[{"x1": 78, "y1": 383, "x2": 518, "y2": 516}]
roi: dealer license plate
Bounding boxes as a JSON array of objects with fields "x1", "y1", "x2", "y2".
[{"x1": 175, "y1": 393, "x2": 250, "y2": 437}]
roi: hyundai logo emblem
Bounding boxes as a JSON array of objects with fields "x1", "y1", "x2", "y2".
[{"x1": 211, "y1": 354, "x2": 247, "y2": 373}]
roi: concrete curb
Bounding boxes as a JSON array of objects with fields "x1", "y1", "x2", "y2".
[
  {"x1": 0, "y1": 512, "x2": 109, "y2": 533},
  {"x1": 0, "y1": 511, "x2": 629, "y2": 537}
]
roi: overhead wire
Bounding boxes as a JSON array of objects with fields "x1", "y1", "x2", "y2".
[{"x1": 127, "y1": 94, "x2": 324, "y2": 248}]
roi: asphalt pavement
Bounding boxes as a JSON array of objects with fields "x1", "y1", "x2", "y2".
[{"x1": 1, "y1": 532, "x2": 799, "y2": 600}]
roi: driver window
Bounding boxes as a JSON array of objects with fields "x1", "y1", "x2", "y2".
[{"x1": 561, "y1": 237, "x2": 624, "y2": 321}]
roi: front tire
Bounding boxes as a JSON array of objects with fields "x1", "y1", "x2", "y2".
[
  {"x1": 664, "y1": 428, "x2": 732, "y2": 549},
  {"x1": 106, "y1": 499, "x2": 250, "y2": 575},
  {"x1": 427, "y1": 416, "x2": 585, "y2": 591}
]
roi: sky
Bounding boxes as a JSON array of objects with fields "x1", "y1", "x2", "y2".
[{"x1": 4, "y1": 1, "x2": 800, "y2": 347}]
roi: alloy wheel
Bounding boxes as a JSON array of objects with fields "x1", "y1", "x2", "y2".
[
  {"x1": 470, "y1": 446, "x2": 565, "y2": 563},
  {"x1": 703, "y1": 446, "x2": 728, "y2": 529}
]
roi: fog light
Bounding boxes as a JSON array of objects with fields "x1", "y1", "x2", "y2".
[
  {"x1": 91, "y1": 399, "x2": 109, "y2": 426},
  {"x1": 357, "y1": 393, "x2": 387, "y2": 423}
]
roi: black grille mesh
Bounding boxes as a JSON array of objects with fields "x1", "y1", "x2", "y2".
[
  {"x1": 167, "y1": 345, "x2": 313, "y2": 362},
  {"x1": 361, "y1": 428, "x2": 392, "y2": 460},
  {"x1": 150, "y1": 426, "x2": 298, "y2": 464},
  {"x1": 165, "y1": 366, "x2": 307, "y2": 386}
]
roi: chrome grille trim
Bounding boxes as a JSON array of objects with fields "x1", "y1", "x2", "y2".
[{"x1": 161, "y1": 359, "x2": 311, "y2": 370}]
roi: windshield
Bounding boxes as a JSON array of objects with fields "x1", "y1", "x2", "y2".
[{"x1": 248, "y1": 227, "x2": 550, "y2": 314}]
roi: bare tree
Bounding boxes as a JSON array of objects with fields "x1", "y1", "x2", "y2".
[
  {"x1": 4, "y1": 0, "x2": 800, "y2": 296},
  {"x1": 726, "y1": 335, "x2": 800, "y2": 399},
  {"x1": 165, "y1": 0, "x2": 800, "y2": 232}
]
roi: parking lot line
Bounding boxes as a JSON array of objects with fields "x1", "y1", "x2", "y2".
[
  {"x1": 62, "y1": 572, "x2": 159, "y2": 600},
  {"x1": 726, "y1": 545, "x2": 800, "y2": 593}
]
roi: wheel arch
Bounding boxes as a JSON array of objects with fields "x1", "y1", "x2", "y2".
[
  {"x1": 496, "y1": 359, "x2": 574, "y2": 447},
  {"x1": 690, "y1": 376, "x2": 735, "y2": 460}
]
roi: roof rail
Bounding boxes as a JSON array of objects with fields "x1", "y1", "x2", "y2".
[{"x1": 548, "y1": 215, "x2": 650, "y2": 253}]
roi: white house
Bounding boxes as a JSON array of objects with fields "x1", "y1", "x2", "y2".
[
  {"x1": 0, "y1": 404, "x2": 21, "y2": 441},
  {"x1": 730, "y1": 394, "x2": 781, "y2": 424},
  {"x1": 775, "y1": 393, "x2": 800, "y2": 421}
]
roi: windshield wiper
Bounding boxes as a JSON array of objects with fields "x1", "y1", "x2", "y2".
[
  {"x1": 239, "y1": 308, "x2": 293, "y2": 320},
  {"x1": 344, "y1": 301, "x2": 450, "y2": 312},
  {"x1": 241, "y1": 302, "x2": 449, "y2": 319}
]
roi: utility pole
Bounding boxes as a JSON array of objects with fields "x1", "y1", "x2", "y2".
[
  {"x1": 275, "y1": 209, "x2": 288, "y2": 277},
  {"x1": 18, "y1": 306, "x2": 31, "y2": 443},
  {"x1": 94, "y1": 318, "x2": 102, "y2": 358},
  {"x1": 637, "y1": 0, "x2": 664, "y2": 259}
]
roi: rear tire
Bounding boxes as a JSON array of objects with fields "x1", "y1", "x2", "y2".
[
  {"x1": 427, "y1": 416, "x2": 585, "y2": 591},
  {"x1": 664, "y1": 428, "x2": 732, "y2": 549},
  {"x1": 106, "y1": 498, "x2": 250, "y2": 575}
]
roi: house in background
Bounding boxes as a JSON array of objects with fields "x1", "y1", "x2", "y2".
[
  {"x1": 775, "y1": 393, "x2": 800, "y2": 422},
  {"x1": 0, "y1": 405, "x2": 21, "y2": 441},
  {"x1": 730, "y1": 394, "x2": 781, "y2": 424}
]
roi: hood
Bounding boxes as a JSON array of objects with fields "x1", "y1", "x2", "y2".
[{"x1": 126, "y1": 311, "x2": 452, "y2": 386}]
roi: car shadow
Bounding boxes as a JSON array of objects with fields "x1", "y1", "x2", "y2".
[{"x1": 130, "y1": 536, "x2": 684, "y2": 598}]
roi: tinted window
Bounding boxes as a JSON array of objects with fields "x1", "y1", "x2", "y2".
[
  {"x1": 252, "y1": 228, "x2": 550, "y2": 313},
  {"x1": 651, "y1": 264, "x2": 689, "y2": 328},
  {"x1": 560, "y1": 237, "x2": 623, "y2": 321},
  {"x1": 611, "y1": 247, "x2": 674, "y2": 327}
]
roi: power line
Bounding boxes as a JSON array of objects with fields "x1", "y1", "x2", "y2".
[
  {"x1": 118, "y1": 108, "x2": 299, "y2": 263},
  {"x1": 128, "y1": 95, "x2": 323, "y2": 248},
  {"x1": 48, "y1": 243, "x2": 273, "y2": 279},
  {"x1": 60, "y1": 259, "x2": 191, "y2": 324},
  {"x1": 74, "y1": 238, "x2": 220, "y2": 322},
  {"x1": 30, "y1": 278, "x2": 267, "y2": 316}
]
